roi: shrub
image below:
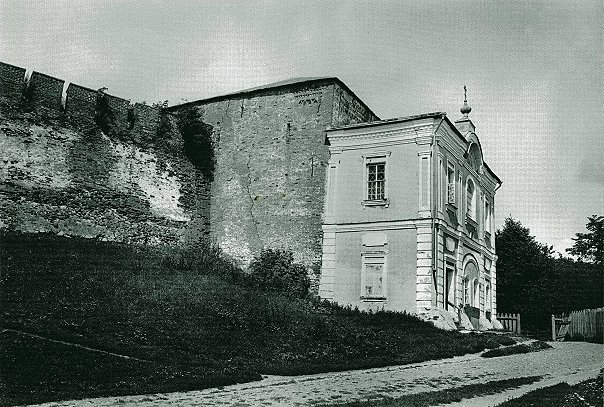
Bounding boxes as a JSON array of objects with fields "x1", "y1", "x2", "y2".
[{"x1": 248, "y1": 249, "x2": 310, "y2": 298}]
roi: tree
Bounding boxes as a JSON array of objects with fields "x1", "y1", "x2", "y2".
[
  {"x1": 496, "y1": 217, "x2": 603, "y2": 332},
  {"x1": 495, "y1": 218, "x2": 553, "y2": 317},
  {"x1": 566, "y1": 215, "x2": 604, "y2": 266}
]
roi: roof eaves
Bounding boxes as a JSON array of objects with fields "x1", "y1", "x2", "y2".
[{"x1": 327, "y1": 111, "x2": 445, "y2": 132}]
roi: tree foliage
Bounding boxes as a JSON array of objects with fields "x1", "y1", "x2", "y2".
[
  {"x1": 496, "y1": 217, "x2": 603, "y2": 331},
  {"x1": 566, "y1": 215, "x2": 604, "y2": 265}
]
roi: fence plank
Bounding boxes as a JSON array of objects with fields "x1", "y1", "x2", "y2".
[
  {"x1": 496, "y1": 313, "x2": 521, "y2": 334},
  {"x1": 556, "y1": 308, "x2": 603, "y2": 342}
]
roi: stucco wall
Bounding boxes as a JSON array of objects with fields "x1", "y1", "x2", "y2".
[
  {"x1": 332, "y1": 228, "x2": 417, "y2": 312},
  {"x1": 331, "y1": 144, "x2": 420, "y2": 224}
]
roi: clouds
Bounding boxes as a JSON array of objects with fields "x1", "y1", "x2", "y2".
[{"x1": 0, "y1": 0, "x2": 601, "y2": 251}]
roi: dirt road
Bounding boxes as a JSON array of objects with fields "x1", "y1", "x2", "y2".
[{"x1": 29, "y1": 342, "x2": 602, "y2": 407}]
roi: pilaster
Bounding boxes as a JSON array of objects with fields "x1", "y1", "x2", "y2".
[
  {"x1": 318, "y1": 230, "x2": 336, "y2": 299},
  {"x1": 416, "y1": 225, "x2": 433, "y2": 309}
]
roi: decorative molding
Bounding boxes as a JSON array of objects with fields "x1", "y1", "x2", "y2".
[{"x1": 323, "y1": 218, "x2": 419, "y2": 233}]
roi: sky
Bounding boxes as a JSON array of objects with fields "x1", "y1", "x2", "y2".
[{"x1": 1, "y1": 0, "x2": 602, "y2": 255}]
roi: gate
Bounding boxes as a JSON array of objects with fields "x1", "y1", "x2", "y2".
[{"x1": 496, "y1": 313, "x2": 521, "y2": 334}]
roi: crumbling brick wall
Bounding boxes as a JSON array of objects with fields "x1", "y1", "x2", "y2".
[
  {"x1": 1, "y1": 63, "x2": 377, "y2": 268},
  {"x1": 0, "y1": 63, "x2": 211, "y2": 247},
  {"x1": 168, "y1": 79, "x2": 377, "y2": 270}
]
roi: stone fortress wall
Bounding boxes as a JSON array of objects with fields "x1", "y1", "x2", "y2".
[
  {"x1": 0, "y1": 61, "x2": 378, "y2": 271},
  {"x1": 168, "y1": 80, "x2": 377, "y2": 270},
  {"x1": 0, "y1": 61, "x2": 209, "y2": 247}
]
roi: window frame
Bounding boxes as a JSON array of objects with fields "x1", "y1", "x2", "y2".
[
  {"x1": 466, "y1": 177, "x2": 477, "y2": 221},
  {"x1": 362, "y1": 152, "x2": 391, "y2": 207},
  {"x1": 473, "y1": 279, "x2": 480, "y2": 308},
  {"x1": 463, "y1": 276, "x2": 470, "y2": 306},
  {"x1": 446, "y1": 162, "x2": 456, "y2": 207},
  {"x1": 484, "y1": 199, "x2": 492, "y2": 238}
]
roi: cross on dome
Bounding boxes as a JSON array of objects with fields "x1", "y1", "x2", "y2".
[{"x1": 461, "y1": 85, "x2": 472, "y2": 118}]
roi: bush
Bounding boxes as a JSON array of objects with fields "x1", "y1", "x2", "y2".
[{"x1": 248, "y1": 249, "x2": 310, "y2": 298}]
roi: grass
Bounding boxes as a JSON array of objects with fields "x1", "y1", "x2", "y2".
[
  {"x1": 1, "y1": 231, "x2": 515, "y2": 406},
  {"x1": 496, "y1": 370, "x2": 603, "y2": 407},
  {"x1": 316, "y1": 376, "x2": 543, "y2": 407},
  {"x1": 481, "y1": 341, "x2": 552, "y2": 358},
  {"x1": 0, "y1": 330, "x2": 251, "y2": 407}
]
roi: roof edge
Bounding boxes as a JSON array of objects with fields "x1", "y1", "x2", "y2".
[
  {"x1": 165, "y1": 77, "x2": 379, "y2": 120},
  {"x1": 327, "y1": 111, "x2": 446, "y2": 132}
]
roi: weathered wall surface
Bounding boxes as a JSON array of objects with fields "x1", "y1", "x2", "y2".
[
  {"x1": 0, "y1": 62, "x2": 210, "y2": 246},
  {"x1": 170, "y1": 81, "x2": 377, "y2": 270},
  {"x1": 1, "y1": 63, "x2": 377, "y2": 271},
  {"x1": 0, "y1": 62, "x2": 26, "y2": 105}
]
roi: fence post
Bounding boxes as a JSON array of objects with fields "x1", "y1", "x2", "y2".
[
  {"x1": 551, "y1": 315, "x2": 556, "y2": 341},
  {"x1": 517, "y1": 314, "x2": 521, "y2": 335}
]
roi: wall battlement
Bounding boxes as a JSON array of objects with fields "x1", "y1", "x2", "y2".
[
  {"x1": 0, "y1": 60, "x2": 377, "y2": 271},
  {"x1": 0, "y1": 62, "x2": 160, "y2": 137},
  {"x1": 29, "y1": 71, "x2": 64, "y2": 111},
  {"x1": 0, "y1": 62, "x2": 26, "y2": 102}
]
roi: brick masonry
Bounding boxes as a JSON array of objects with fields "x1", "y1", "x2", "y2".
[
  {"x1": 0, "y1": 63, "x2": 210, "y2": 247},
  {"x1": 0, "y1": 62, "x2": 26, "y2": 105},
  {"x1": 168, "y1": 79, "x2": 378, "y2": 270},
  {"x1": 29, "y1": 71, "x2": 64, "y2": 111},
  {"x1": 1, "y1": 64, "x2": 378, "y2": 275}
]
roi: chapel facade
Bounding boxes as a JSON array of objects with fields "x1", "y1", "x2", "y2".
[{"x1": 318, "y1": 96, "x2": 501, "y2": 330}]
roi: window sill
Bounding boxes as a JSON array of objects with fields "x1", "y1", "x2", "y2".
[
  {"x1": 446, "y1": 202, "x2": 458, "y2": 210},
  {"x1": 360, "y1": 296, "x2": 387, "y2": 301},
  {"x1": 362, "y1": 199, "x2": 390, "y2": 208}
]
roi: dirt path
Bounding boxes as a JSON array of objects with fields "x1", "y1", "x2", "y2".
[{"x1": 28, "y1": 342, "x2": 602, "y2": 407}]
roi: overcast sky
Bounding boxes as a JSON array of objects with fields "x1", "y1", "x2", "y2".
[{"x1": 1, "y1": 0, "x2": 602, "y2": 254}]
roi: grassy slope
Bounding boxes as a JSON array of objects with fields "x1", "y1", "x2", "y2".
[{"x1": 1, "y1": 232, "x2": 502, "y2": 406}]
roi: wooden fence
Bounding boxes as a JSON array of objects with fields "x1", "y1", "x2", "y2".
[
  {"x1": 496, "y1": 313, "x2": 521, "y2": 334},
  {"x1": 553, "y1": 308, "x2": 604, "y2": 342}
]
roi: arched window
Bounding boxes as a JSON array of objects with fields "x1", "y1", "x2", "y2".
[
  {"x1": 466, "y1": 178, "x2": 476, "y2": 220},
  {"x1": 467, "y1": 143, "x2": 482, "y2": 173},
  {"x1": 485, "y1": 283, "x2": 491, "y2": 312}
]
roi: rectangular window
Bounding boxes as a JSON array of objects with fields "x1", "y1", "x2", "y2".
[
  {"x1": 361, "y1": 254, "x2": 386, "y2": 299},
  {"x1": 367, "y1": 162, "x2": 386, "y2": 201},
  {"x1": 363, "y1": 153, "x2": 390, "y2": 206},
  {"x1": 447, "y1": 164, "x2": 456, "y2": 205}
]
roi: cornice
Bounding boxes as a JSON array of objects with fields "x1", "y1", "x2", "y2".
[{"x1": 328, "y1": 125, "x2": 434, "y2": 149}]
